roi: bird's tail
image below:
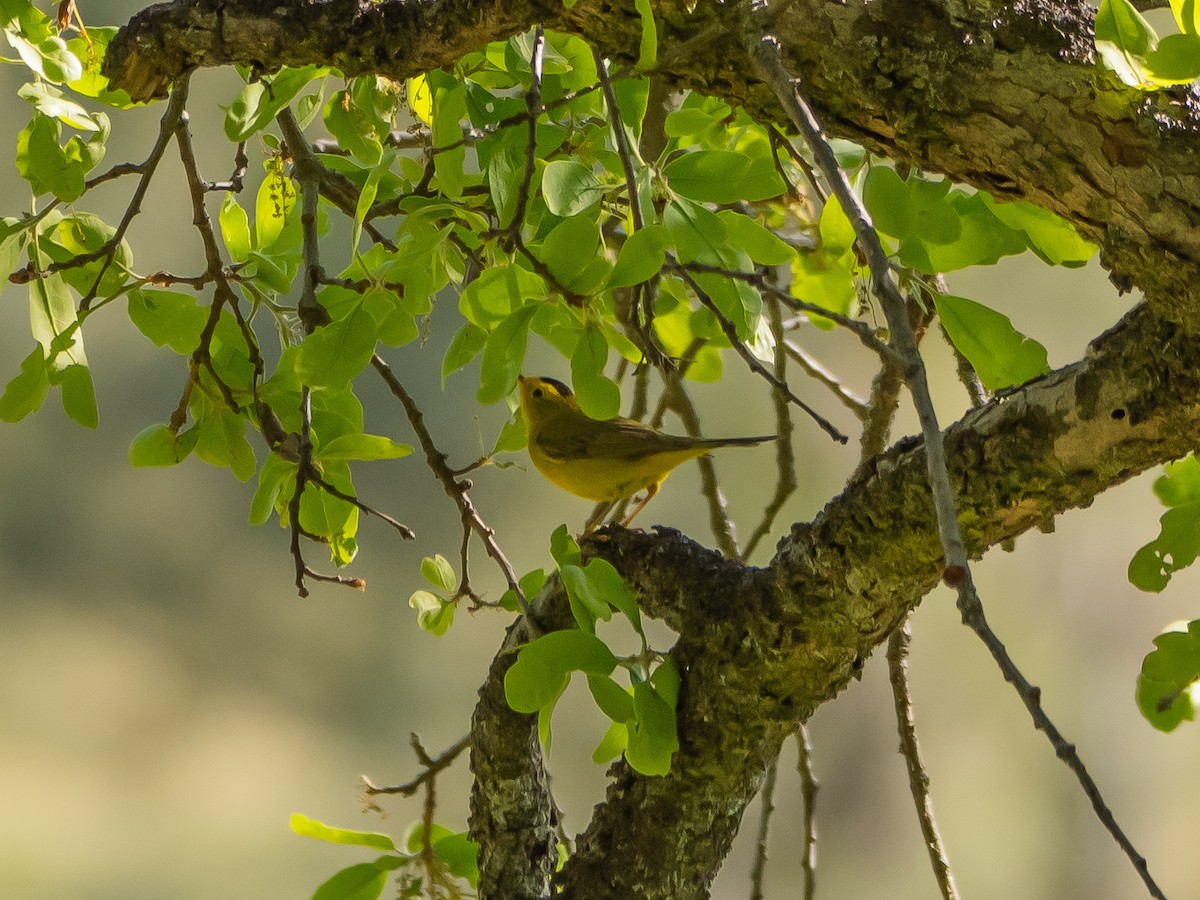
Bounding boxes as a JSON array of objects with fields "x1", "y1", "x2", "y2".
[{"x1": 703, "y1": 435, "x2": 777, "y2": 447}]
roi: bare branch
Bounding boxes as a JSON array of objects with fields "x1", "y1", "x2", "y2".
[{"x1": 888, "y1": 622, "x2": 960, "y2": 900}]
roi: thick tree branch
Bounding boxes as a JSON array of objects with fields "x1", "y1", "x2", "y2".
[
  {"x1": 106, "y1": 0, "x2": 1200, "y2": 324},
  {"x1": 537, "y1": 301, "x2": 1200, "y2": 897}
]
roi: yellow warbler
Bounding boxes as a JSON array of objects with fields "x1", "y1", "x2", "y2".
[{"x1": 517, "y1": 375, "x2": 775, "y2": 526}]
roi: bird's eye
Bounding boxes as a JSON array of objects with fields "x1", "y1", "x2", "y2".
[{"x1": 532, "y1": 388, "x2": 543, "y2": 398}]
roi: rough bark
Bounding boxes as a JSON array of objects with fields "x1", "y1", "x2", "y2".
[
  {"x1": 544, "y1": 303, "x2": 1200, "y2": 897},
  {"x1": 96, "y1": 0, "x2": 1200, "y2": 895}
]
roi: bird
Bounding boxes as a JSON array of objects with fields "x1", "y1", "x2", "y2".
[{"x1": 517, "y1": 374, "x2": 775, "y2": 527}]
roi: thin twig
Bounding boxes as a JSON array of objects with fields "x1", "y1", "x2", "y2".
[
  {"x1": 80, "y1": 89, "x2": 187, "y2": 309},
  {"x1": 888, "y1": 622, "x2": 960, "y2": 900},
  {"x1": 675, "y1": 266, "x2": 848, "y2": 444},
  {"x1": 959, "y1": 581, "x2": 1165, "y2": 898},
  {"x1": 742, "y1": 296, "x2": 797, "y2": 560},
  {"x1": 660, "y1": 378, "x2": 740, "y2": 557},
  {"x1": 673, "y1": 259, "x2": 893, "y2": 360},
  {"x1": 277, "y1": 106, "x2": 329, "y2": 331},
  {"x1": 749, "y1": 755, "x2": 779, "y2": 900},
  {"x1": 303, "y1": 467, "x2": 416, "y2": 539},
  {"x1": 783, "y1": 340, "x2": 868, "y2": 419},
  {"x1": 363, "y1": 733, "x2": 471, "y2": 797},
  {"x1": 796, "y1": 724, "x2": 819, "y2": 900},
  {"x1": 371, "y1": 355, "x2": 534, "y2": 623}
]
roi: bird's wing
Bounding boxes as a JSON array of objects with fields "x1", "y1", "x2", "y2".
[
  {"x1": 581, "y1": 419, "x2": 693, "y2": 460},
  {"x1": 535, "y1": 417, "x2": 686, "y2": 463}
]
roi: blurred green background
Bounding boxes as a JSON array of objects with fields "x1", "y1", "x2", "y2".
[{"x1": 3, "y1": 7, "x2": 1200, "y2": 897}]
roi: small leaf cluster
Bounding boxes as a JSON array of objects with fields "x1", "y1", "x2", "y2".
[
  {"x1": 860, "y1": 166, "x2": 1094, "y2": 389},
  {"x1": 291, "y1": 813, "x2": 478, "y2": 899},
  {"x1": 1096, "y1": 0, "x2": 1200, "y2": 87},
  {"x1": 1126, "y1": 456, "x2": 1200, "y2": 730},
  {"x1": 409, "y1": 554, "x2": 459, "y2": 635},
  {"x1": 503, "y1": 527, "x2": 679, "y2": 776},
  {"x1": 1137, "y1": 620, "x2": 1200, "y2": 731},
  {"x1": 1129, "y1": 455, "x2": 1200, "y2": 592}
]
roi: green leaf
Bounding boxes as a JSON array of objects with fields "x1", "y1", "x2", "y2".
[
  {"x1": 16, "y1": 113, "x2": 86, "y2": 200},
  {"x1": 323, "y1": 91, "x2": 383, "y2": 164},
  {"x1": 432, "y1": 831, "x2": 479, "y2": 885},
  {"x1": 1144, "y1": 32, "x2": 1200, "y2": 83},
  {"x1": 1129, "y1": 502, "x2": 1200, "y2": 592},
  {"x1": 310, "y1": 863, "x2": 389, "y2": 900},
  {"x1": 421, "y1": 554, "x2": 457, "y2": 592},
  {"x1": 633, "y1": 0, "x2": 657, "y2": 68},
  {"x1": 583, "y1": 558, "x2": 641, "y2": 634},
  {"x1": 315, "y1": 433, "x2": 412, "y2": 462},
  {"x1": 1171, "y1": 0, "x2": 1200, "y2": 33},
  {"x1": 933, "y1": 293, "x2": 1050, "y2": 391},
  {"x1": 1137, "y1": 622, "x2": 1200, "y2": 730},
  {"x1": 663, "y1": 197, "x2": 732, "y2": 266},
  {"x1": 863, "y1": 167, "x2": 960, "y2": 245},
  {"x1": 561, "y1": 564, "x2": 614, "y2": 633},
  {"x1": 791, "y1": 248, "x2": 856, "y2": 324},
  {"x1": 193, "y1": 408, "x2": 256, "y2": 480},
  {"x1": 442, "y1": 322, "x2": 488, "y2": 383},
  {"x1": 409, "y1": 590, "x2": 456, "y2": 635},
  {"x1": 664, "y1": 150, "x2": 784, "y2": 204},
  {"x1": 249, "y1": 455, "x2": 295, "y2": 525},
  {"x1": 1153, "y1": 455, "x2": 1200, "y2": 507},
  {"x1": 612, "y1": 77, "x2": 650, "y2": 142},
  {"x1": 430, "y1": 72, "x2": 467, "y2": 198},
  {"x1": 917, "y1": 192, "x2": 1027, "y2": 273},
  {"x1": 499, "y1": 567, "x2": 547, "y2": 612},
  {"x1": 300, "y1": 475, "x2": 359, "y2": 566},
  {"x1": 542, "y1": 160, "x2": 607, "y2": 216},
  {"x1": 219, "y1": 195, "x2": 251, "y2": 263},
  {"x1": 18, "y1": 82, "x2": 105, "y2": 130},
  {"x1": 592, "y1": 720, "x2": 629, "y2": 764},
  {"x1": 353, "y1": 147, "x2": 396, "y2": 256},
  {"x1": 127, "y1": 289, "x2": 208, "y2": 354},
  {"x1": 223, "y1": 66, "x2": 325, "y2": 141},
  {"x1": 718, "y1": 212, "x2": 796, "y2": 265},
  {"x1": 459, "y1": 265, "x2": 545, "y2": 329},
  {"x1": 504, "y1": 629, "x2": 618, "y2": 714},
  {"x1": 538, "y1": 214, "x2": 604, "y2": 293},
  {"x1": 1095, "y1": 0, "x2": 1159, "y2": 87},
  {"x1": 29, "y1": 271, "x2": 85, "y2": 372},
  {"x1": 256, "y1": 162, "x2": 298, "y2": 251},
  {"x1": 477, "y1": 304, "x2": 538, "y2": 404},
  {"x1": 980, "y1": 194, "x2": 1097, "y2": 266},
  {"x1": 570, "y1": 325, "x2": 621, "y2": 419},
  {"x1": 0, "y1": 346, "x2": 48, "y2": 422},
  {"x1": 587, "y1": 673, "x2": 635, "y2": 722},
  {"x1": 296, "y1": 304, "x2": 379, "y2": 389},
  {"x1": 129, "y1": 424, "x2": 198, "y2": 467},
  {"x1": 42, "y1": 212, "x2": 132, "y2": 298},
  {"x1": 625, "y1": 676, "x2": 679, "y2": 776},
  {"x1": 486, "y1": 129, "x2": 525, "y2": 228},
  {"x1": 66, "y1": 27, "x2": 137, "y2": 108},
  {"x1": 608, "y1": 224, "x2": 670, "y2": 289},
  {"x1": 54, "y1": 363, "x2": 97, "y2": 428},
  {"x1": 7, "y1": 27, "x2": 82, "y2": 84},
  {"x1": 491, "y1": 409, "x2": 527, "y2": 455},
  {"x1": 818, "y1": 194, "x2": 856, "y2": 256},
  {"x1": 1171, "y1": 0, "x2": 1200, "y2": 34},
  {"x1": 0, "y1": 217, "x2": 25, "y2": 299},
  {"x1": 664, "y1": 108, "x2": 717, "y2": 138},
  {"x1": 550, "y1": 523, "x2": 583, "y2": 568}
]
